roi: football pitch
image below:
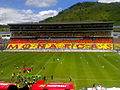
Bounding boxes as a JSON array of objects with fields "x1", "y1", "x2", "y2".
[{"x1": 0, "y1": 52, "x2": 120, "y2": 89}]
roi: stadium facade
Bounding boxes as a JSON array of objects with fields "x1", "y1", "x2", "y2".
[{"x1": 4, "y1": 22, "x2": 120, "y2": 51}]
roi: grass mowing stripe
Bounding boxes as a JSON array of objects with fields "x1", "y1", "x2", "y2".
[
  {"x1": 93, "y1": 53, "x2": 120, "y2": 87},
  {"x1": 37, "y1": 52, "x2": 56, "y2": 75},
  {"x1": 0, "y1": 52, "x2": 120, "y2": 89},
  {"x1": 85, "y1": 53, "x2": 101, "y2": 87}
]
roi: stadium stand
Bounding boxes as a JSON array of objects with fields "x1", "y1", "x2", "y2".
[
  {"x1": 7, "y1": 38, "x2": 113, "y2": 50},
  {"x1": 113, "y1": 38, "x2": 120, "y2": 50},
  {"x1": 13, "y1": 32, "x2": 111, "y2": 37},
  {"x1": 6, "y1": 22, "x2": 114, "y2": 51},
  {"x1": 0, "y1": 39, "x2": 9, "y2": 50}
]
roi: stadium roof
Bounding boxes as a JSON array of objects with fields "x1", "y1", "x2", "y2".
[{"x1": 8, "y1": 22, "x2": 113, "y2": 26}]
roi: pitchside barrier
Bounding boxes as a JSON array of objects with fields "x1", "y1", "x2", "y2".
[
  {"x1": 0, "y1": 81, "x2": 74, "y2": 90},
  {"x1": 3, "y1": 49, "x2": 113, "y2": 52},
  {"x1": 0, "y1": 82, "x2": 18, "y2": 90},
  {"x1": 31, "y1": 80, "x2": 74, "y2": 90}
]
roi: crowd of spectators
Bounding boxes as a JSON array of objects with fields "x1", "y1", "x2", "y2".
[
  {"x1": 0, "y1": 39, "x2": 10, "y2": 50},
  {"x1": 113, "y1": 38, "x2": 120, "y2": 43},
  {"x1": 113, "y1": 38, "x2": 120, "y2": 50},
  {"x1": 0, "y1": 39, "x2": 9, "y2": 44},
  {"x1": 9, "y1": 38, "x2": 113, "y2": 43},
  {"x1": 13, "y1": 32, "x2": 111, "y2": 37}
]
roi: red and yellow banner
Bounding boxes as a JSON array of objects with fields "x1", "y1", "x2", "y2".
[
  {"x1": 7, "y1": 43, "x2": 113, "y2": 50},
  {"x1": 113, "y1": 43, "x2": 120, "y2": 50}
]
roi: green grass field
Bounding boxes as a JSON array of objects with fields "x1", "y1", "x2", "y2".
[{"x1": 0, "y1": 52, "x2": 120, "y2": 89}]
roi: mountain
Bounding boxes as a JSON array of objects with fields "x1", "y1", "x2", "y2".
[{"x1": 41, "y1": 2, "x2": 120, "y2": 25}]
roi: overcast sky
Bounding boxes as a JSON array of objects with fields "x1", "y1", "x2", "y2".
[{"x1": 0, "y1": 0, "x2": 120, "y2": 24}]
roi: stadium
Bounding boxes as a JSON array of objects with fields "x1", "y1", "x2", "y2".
[
  {"x1": 0, "y1": 22, "x2": 120, "y2": 90},
  {"x1": 6, "y1": 22, "x2": 114, "y2": 51}
]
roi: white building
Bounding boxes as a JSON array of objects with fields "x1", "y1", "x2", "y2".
[{"x1": 0, "y1": 32, "x2": 11, "y2": 39}]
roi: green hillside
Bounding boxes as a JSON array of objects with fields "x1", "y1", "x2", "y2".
[
  {"x1": 0, "y1": 52, "x2": 120, "y2": 89},
  {"x1": 41, "y1": 2, "x2": 120, "y2": 25}
]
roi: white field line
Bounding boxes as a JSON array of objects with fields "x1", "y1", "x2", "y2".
[
  {"x1": 102, "y1": 56, "x2": 120, "y2": 71},
  {"x1": 0, "y1": 53, "x2": 56, "y2": 81},
  {"x1": 2, "y1": 76, "x2": 120, "y2": 82},
  {"x1": 93, "y1": 53, "x2": 120, "y2": 71},
  {"x1": 53, "y1": 78, "x2": 120, "y2": 81},
  {"x1": 36, "y1": 53, "x2": 56, "y2": 75}
]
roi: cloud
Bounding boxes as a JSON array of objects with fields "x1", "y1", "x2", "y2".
[
  {"x1": 25, "y1": 0, "x2": 57, "y2": 7},
  {"x1": 98, "y1": 0, "x2": 120, "y2": 3},
  {"x1": 0, "y1": 8, "x2": 58, "y2": 25}
]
